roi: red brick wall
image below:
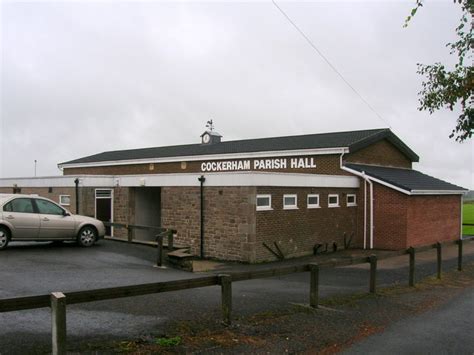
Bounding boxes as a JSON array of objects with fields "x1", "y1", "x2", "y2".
[
  {"x1": 161, "y1": 186, "x2": 257, "y2": 262},
  {"x1": 406, "y1": 195, "x2": 461, "y2": 247},
  {"x1": 372, "y1": 183, "x2": 409, "y2": 250},
  {"x1": 256, "y1": 187, "x2": 359, "y2": 261},
  {"x1": 345, "y1": 139, "x2": 413, "y2": 168}
]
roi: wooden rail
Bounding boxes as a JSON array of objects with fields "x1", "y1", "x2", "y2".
[{"x1": 0, "y1": 237, "x2": 472, "y2": 354}]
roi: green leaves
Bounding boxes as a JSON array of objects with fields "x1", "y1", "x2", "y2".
[{"x1": 406, "y1": 0, "x2": 473, "y2": 142}]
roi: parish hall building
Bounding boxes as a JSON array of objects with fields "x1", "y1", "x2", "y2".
[{"x1": 0, "y1": 128, "x2": 466, "y2": 262}]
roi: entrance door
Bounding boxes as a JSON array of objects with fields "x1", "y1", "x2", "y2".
[{"x1": 95, "y1": 189, "x2": 113, "y2": 236}]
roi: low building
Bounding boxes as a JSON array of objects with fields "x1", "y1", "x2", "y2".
[{"x1": 0, "y1": 128, "x2": 466, "y2": 262}]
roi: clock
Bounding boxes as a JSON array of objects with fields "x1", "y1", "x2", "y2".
[{"x1": 202, "y1": 133, "x2": 211, "y2": 144}]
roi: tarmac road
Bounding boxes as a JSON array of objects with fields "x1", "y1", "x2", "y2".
[
  {"x1": 345, "y1": 286, "x2": 474, "y2": 354},
  {"x1": 0, "y1": 239, "x2": 473, "y2": 353}
]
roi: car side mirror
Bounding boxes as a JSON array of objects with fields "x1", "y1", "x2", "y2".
[{"x1": 63, "y1": 211, "x2": 71, "y2": 217}]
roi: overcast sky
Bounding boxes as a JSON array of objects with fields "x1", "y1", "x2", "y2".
[{"x1": 1, "y1": 0, "x2": 472, "y2": 189}]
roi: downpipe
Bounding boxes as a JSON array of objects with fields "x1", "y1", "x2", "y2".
[{"x1": 198, "y1": 175, "x2": 206, "y2": 258}]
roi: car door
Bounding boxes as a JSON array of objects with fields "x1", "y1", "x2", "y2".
[
  {"x1": 2, "y1": 198, "x2": 40, "y2": 239},
  {"x1": 34, "y1": 198, "x2": 76, "y2": 239}
]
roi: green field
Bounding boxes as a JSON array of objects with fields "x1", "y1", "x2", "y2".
[{"x1": 463, "y1": 203, "x2": 474, "y2": 235}]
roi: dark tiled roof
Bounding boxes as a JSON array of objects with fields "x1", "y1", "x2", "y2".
[
  {"x1": 345, "y1": 163, "x2": 466, "y2": 193},
  {"x1": 60, "y1": 128, "x2": 419, "y2": 166}
]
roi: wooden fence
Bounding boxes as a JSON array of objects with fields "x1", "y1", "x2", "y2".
[
  {"x1": 103, "y1": 222, "x2": 177, "y2": 267},
  {"x1": 0, "y1": 238, "x2": 472, "y2": 355}
]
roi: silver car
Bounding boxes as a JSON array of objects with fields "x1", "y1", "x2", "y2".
[{"x1": 0, "y1": 193, "x2": 105, "y2": 250}]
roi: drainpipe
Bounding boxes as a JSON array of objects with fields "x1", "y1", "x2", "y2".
[
  {"x1": 198, "y1": 175, "x2": 206, "y2": 258},
  {"x1": 74, "y1": 178, "x2": 80, "y2": 214},
  {"x1": 341, "y1": 166, "x2": 374, "y2": 250}
]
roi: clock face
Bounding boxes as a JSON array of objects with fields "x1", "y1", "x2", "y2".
[{"x1": 203, "y1": 134, "x2": 210, "y2": 144}]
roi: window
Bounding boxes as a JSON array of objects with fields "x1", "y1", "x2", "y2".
[
  {"x1": 59, "y1": 195, "x2": 71, "y2": 206},
  {"x1": 283, "y1": 194, "x2": 298, "y2": 209},
  {"x1": 347, "y1": 194, "x2": 357, "y2": 207},
  {"x1": 256, "y1": 194, "x2": 272, "y2": 211},
  {"x1": 328, "y1": 194, "x2": 339, "y2": 208},
  {"x1": 307, "y1": 194, "x2": 320, "y2": 208},
  {"x1": 35, "y1": 199, "x2": 64, "y2": 215},
  {"x1": 3, "y1": 198, "x2": 35, "y2": 213}
]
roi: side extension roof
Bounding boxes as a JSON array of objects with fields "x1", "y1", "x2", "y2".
[{"x1": 344, "y1": 163, "x2": 467, "y2": 195}]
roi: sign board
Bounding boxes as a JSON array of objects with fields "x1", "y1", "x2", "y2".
[{"x1": 201, "y1": 157, "x2": 316, "y2": 172}]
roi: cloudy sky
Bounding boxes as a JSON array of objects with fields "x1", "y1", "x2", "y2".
[{"x1": 1, "y1": 0, "x2": 472, "y2": 188}]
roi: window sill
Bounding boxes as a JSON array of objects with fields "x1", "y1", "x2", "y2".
[
  {"x1": 307, "y1": 206, "x2": 321, "y2": 209},
  {"x1": 257, "y1": 207, "x2": 273, "y2": 211},
  {"x1": 347, "y1": 204, "x2": 357, "y2": 207},
  {"x1": 328, "y1": 205, "x2": 340, "y2": 208},
  {"x1": 283, "y1": 207, "x2": 299, "y2": 210}
]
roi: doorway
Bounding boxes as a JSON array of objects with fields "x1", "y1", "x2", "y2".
[{"x1": 95, "y1": 189, "x2": 113, "y2": 236}]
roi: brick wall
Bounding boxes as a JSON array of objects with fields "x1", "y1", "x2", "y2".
[
  {"x1": 345, "y1": 139, "x2": 412, "y2": 168},
  {"x1": 256, "y1": 187, "x2": 359, "y2": 261},
  {"x1": 161, "y1": 186, "x2": 257, "y2": 262},
  {"x1": 406, "y1": 195, "x2": 461, "y2": 247},
  {"x1": 372, "y1": 183, "x2": 409, "y2": 250}
]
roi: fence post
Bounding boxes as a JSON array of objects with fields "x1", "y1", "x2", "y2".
[
  {"x1": 408, "y1": 247, "x2": 415, "y2": 287},
  {"x1": 219, "y1": 274, "x2": 232, "y2": 325},
  {"x1": 309, "y1": 263, "x2": 319, "y2": 308},
  {"x1": 156, "y1": 234, "x2": 164, "y2": 267},
  {"x1": 436, "y1": 242, "x2": 442, "y2": 279},
  {"x1": 51, "y1": 292, "x2": 67, "y2": 355},
  {"x1": 458, "y1": 239, "x2": 463, "y2": 271},
  {"x1": 369, "y1": 255, "x2": 377, "y2": 294},
  {"x1": 127, "y1": 225, "x2": 133, "y2": 243}
]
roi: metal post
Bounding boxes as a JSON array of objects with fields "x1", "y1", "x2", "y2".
[
  {"x1": 219, "y1": 274, "x2": 232, "y2": 325},
  {"x1": 127, "y1": 226, "x2": 133, "y2": 243},
  {"x1": 436, "y1": 242, "x2": 442, "y2": 279},
  {"x1": 408, "y1": 247, "x2": 415, "y2": 287},
  {"x1": 309, "y1": 263, "x2": 319, "y2": 308},
  {"x1": 51, "y1": 292, "x2": 67, "y2": 355},
  {"x1": 198, "y1": 176, "x2": 206, "y2": 258},
  {"x1": 458, "y1": 239, "x2": 463, "y2": 271},
  {"x1": 369, "y1": 255, "x2": 377, "y2": 293}
]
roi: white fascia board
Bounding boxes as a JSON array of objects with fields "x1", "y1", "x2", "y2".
[
  {"x1": 58, "y1": 147, "x2": 349, "y2": 169},
  {"x1": 0, "y1": 176, "x2": 115, "y2": 188},
  {"x1": 342, "y1": 166, "x2": 466, "y2": 196},
  {"x1": 117, "y1": 172, "x2": 360, "y2": 188},
  {"x1": 410, "y1": 190, "x2": 466, "y2": 195}
]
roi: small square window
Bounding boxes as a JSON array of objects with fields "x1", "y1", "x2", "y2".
[
  {"x1": 256, "y1": 194, "x2": 272, "y2": 211},
  {"x1": 307, "y1": 194, "x2": 320, "y2": 208},
  {"x1": 283, "y1": 194, "x2": 298, "y2": 209},
  {"x1": 59, "y1": 195, "x2": 71, "y2": 206},
  {"x1": 328, "y1": 194, "x2": 339, "y2": 208},
  {"x1": 347, "y1": 194, "x2": 357, "y2": 207}
]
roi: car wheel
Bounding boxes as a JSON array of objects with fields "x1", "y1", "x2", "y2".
[
  {"x1": 0, "y1": 226, "x2": 10, "y2": 250},
  {"x1": 77, "y1": 226, "x2": 97, "y2": 247}
]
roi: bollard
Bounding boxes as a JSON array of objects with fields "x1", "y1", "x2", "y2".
[
  {"x1": 127, "y1": 226, "x2": 133, "y2": 243},
  {"x1": 458, "y1": 239, "x2": 463, "y2": 271},
  {"x1": 51, "y1": 292, "x2": 67, "y2": 355},
  {"x1": 369, "y1": 255, "x2": 377, "y2": 294},
  {"x1": 309, "y1": 263, "x2": 319, "y2": 308},
  {"x1": 219, "y1": 274, "x2": 232, "y2": 325},
  {"x1": 408, "y1": 247, "x2": 415, "y2": 287},
  {"x1": 436, "y1": 242, "x2": 442, "y2": 279}
]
